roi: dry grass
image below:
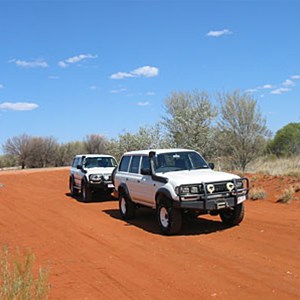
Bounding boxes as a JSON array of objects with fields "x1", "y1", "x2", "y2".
[
  {"x1": 277, "y1": 187, "x2": 295, "y2": 204},
  {"x1": 246, "y1": 155, "x2": 300, "y2": 177},
  {"x1": 0, "y1": 246, "x2": 50, "y2": 300},
  {"x1": 249, "y1": 187, "x2": 267, "y2": 200}
]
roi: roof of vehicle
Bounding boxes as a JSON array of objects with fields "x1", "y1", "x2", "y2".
[
  {"x1": 74, "y1": 154, "x2": 115, "y2": 158},
  {"x1": 122, "y1": 149, "x2": 197, "y2": 156}
]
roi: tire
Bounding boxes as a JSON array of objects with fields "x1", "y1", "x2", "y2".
[
  {"x1": 157, "y1": 199, "x2": 182, "y2": 235},
  {"x1": 82, "y1": 181, "x2": 92, "y2": 202},
  {"x1": 219, "y1": 203, "x2": 244, "y2": 226},
  {"x1": 119, "y1": 192, "x2": 136, "y2": 219},
  {"x1": 70, "y1": 177, "x2": 79, "y2": 196},
  {"x1": 111, "y1": 167, "x2": 117, "y2": 186}
]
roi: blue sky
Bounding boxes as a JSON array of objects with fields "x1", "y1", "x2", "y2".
[{"x1": 0, "y1": 0, "x2": 300, "y2": 152}]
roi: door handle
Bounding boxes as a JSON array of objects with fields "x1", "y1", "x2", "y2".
[{"x1": 137, "y1": 180, "x2": 140, "y2": 183}]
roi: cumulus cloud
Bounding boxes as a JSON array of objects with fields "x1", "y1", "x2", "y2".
[
  {"x1": 58, "y1": 54, "x2": 97, "y2": 68},
  {"x1": 282, "y1": 79, "x2": 295, "y2": 86},
  {"x1": 270, "y1": 87, "x2": 291, "y2": 95},
  {"x1": 0, "y1": 84, "x2": 4, "y2": 89},
  {"x1": 262, "y1": 84, "x2": 273, "y2": 89},
  {"x1": 206, "y1": 29, "x2": 232, "y2": 37},
  {"x1": 110, "y1": 66, "x2": 159, "y2": 79},
  {"x1": 0, "y1": 102, "x2": 39, "y2": 111},
  {"x1": 291, "y1": 75, "x2": 300, "y2": 79},
  {"x1": 137, "y1": 101, "x2": 150, "y2": 106},
  {"x1": 9, "y1": 59, "x2": 48, "y2": 68}
]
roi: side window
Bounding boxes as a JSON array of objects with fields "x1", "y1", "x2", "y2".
[
  {"x1": 119, "y1": 156, "x2": 131, "y2": 172},
  {"x1": 141, "y1": 156, "x2": 150, "y2": 172},
  {"x1": 129, "y1": 156, "x2": 141, "y2": 174},
  {"x1": 72, "y1": 158, "x2": 77, "y2": 168}
]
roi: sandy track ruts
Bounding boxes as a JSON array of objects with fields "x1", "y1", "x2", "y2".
[{"x1": 0, "y1": 169, "x2": 299, "y2": 299}]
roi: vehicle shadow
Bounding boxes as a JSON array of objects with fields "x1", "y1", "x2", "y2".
[
  {"x1": 65, "y1": 191, "x2": 117, "y2": 203},
  {"x1": 103, "y1": 208, "x2": 231, "y2": 236}
]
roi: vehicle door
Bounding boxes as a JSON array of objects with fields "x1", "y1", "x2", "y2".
[
  {"x1": 134, "y1": 155, "x2": 157, "y2": 207},
  {"x1": 125, "y1": 155, "x2": 142, "y2": 202},
  {"x1": 74, "y1": 156, "x2": 84, "y2": 186}
]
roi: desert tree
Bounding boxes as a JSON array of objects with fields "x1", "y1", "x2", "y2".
[
  {"x1": 54, "y1": 141, "x2": 85, "y2": 166},
  {"x1": 2, "y1": 134, "x2": 32, "y2": 169},
  {"x1": 83, "y1": 134, "x2": 107, "y2": 154},
  {"x1": 27, "y1": 136, "x2": 58, "y2": 168},
  {"x1": 107, "y1": 124, "x2": 172, "y2": 161},
  {"x1": 163, "y1": 90, "x2": 218, "y2": 158},
  {"x1": 217, "y1": 90, "x2": 271, "y2": 171},
  {"x1": 268, "y1": 122, "x2": 300, "y2": 156}
]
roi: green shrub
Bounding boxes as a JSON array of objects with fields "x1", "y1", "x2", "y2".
[{"x1": 0, "y1": 247, "x2": 50, "y2": 300}]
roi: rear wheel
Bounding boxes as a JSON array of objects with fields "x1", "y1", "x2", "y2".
[
  {"x1": 82, "y1": 181, "x2": 92, "y2": 202},
  {"x1": 219, "y1": 203, "x2": 244, "y2": 226},
  {"x1": 119, "y1": 192, "x2": 136, "y2": 219},
  {"x1": 157, "y1": 199, "x2": 182, "y2": 235}
]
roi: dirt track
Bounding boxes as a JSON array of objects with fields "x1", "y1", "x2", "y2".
[{"x1": 0, "y1": 168, "x2": 299, "y2": 299}]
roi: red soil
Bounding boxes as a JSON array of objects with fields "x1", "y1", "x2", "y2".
[{"x1": 0, "y1": 169, "x2": 299, "y2": 299}]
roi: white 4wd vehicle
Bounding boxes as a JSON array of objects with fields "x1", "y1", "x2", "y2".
[
  {"x1": 114, "y1": 149, "x2": 249, "y2": 235},
  {"x1": 70, "y1": 154, "x2": 118, "y2": 202}
]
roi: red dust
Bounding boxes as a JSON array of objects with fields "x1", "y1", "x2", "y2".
[{"x1": 0, "y1": 169, "x2": 299, "y2": 299}]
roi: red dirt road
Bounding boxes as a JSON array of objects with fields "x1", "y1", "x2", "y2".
[{"x1": 0, "y1": 168, "x2": 299, "y2": 299}]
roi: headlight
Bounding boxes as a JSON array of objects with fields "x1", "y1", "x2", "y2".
[
  {"x1": 175, "y1": 185, "x2": 201, "y2": 195},
  {"x1": 236, "y1": 180, "x2": 244, "y2": 189},
  {"x1": 89, "y1": 174, "x2": 102, "y2": 181}
]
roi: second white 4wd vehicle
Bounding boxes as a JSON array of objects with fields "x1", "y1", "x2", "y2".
[
  {"x1": 114, "y1": 149, "x2": 249, "y2": 235},
  {"x1": 70, "y1": 154, "x2": 118, "y2": 202}
]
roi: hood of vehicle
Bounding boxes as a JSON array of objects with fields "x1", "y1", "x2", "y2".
[
  {"x1": 85, "y1": 167, "x2": 115, "y2": 176},
  {"x1": 157, "y1": 169, "x2": 240, "y2": 186}
]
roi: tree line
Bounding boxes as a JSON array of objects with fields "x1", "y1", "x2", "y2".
[{"x1": 1, "y1": 90, "x2": 299, "y2": 171}]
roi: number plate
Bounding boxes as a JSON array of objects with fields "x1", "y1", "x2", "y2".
[{"x1": 237, "y1": 195, "x2": 246, "y2": 204}]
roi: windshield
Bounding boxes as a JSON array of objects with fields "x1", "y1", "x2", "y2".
[
  {"x1": 83, "y1": 157, "x2": 117, "y2": 168},
  {"x1": 154, "y1": 151, "x2": 209, "y2": 173}
]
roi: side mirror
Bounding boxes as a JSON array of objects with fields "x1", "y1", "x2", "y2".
[
  {"x1": 77, "y1": 164, "x2": 83, "y2": 170},
  {"x1": 141, "y1": 168, "x2": 152, "y2": 176},
  {"x1": 208, "y1": 163, "x2": 215, "y2": 170}
]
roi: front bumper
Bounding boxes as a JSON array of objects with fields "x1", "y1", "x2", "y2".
[
  {"x1": 173, "y1": 178, "x2": 249, "y2": 212},
  {"x1": 88, "y1": 181, "x2": 115, "y2": 191}
]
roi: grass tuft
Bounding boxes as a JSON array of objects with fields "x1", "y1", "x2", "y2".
[
  {"x1": 249, "y1": 187, "x2": 267, "y2": 200},
  {"x1": 0, "y1": 246, "x2": 50, "y2": 300},
  {"x1": 277, "y1": 187, "x2": 295, "y2": 204}
]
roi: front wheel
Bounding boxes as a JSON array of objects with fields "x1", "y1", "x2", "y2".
[
  {"x1": 119, "y1": 192, "x2": 136, "y2": 219},
  {"x1": 82, "y1": 181, "x2": 92, "y2": 202},
  {"x1": 70, "y1": 177, "x2": 79, "y2": 196},
  {"x1": 219, "y1": 203, "x2": 244, "y2": 226},
  {"x1": 157, "y1": 200, "x2": 182, "y2": 235}
]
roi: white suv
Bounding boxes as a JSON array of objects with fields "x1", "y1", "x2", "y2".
[
  {"x1": 70, "y1": 154, "x2": 118, "y2": 202},
  {"x1": 114, "y1": 149, "x2": 249, "y2": 235}
]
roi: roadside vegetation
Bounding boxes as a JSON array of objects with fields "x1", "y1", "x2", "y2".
[
  {"x1": 0, "y1": 247, "x2": 50, "y2": 299},
  {"x1": 0, "y1": 89, "x2": 299, "y2": 176}
]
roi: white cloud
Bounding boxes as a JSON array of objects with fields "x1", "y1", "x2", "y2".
[
  {"x1": 137, "y1": 101, "x2": 150, "y2": 106},
  {"x1": 89, "y1": 85, "x2": 97, "y2": 90},
  {"x1": 291, "y1": 75, "x2": 300, "y2": 79},
  {"x1": 9, "y1": 59, "x2": 48, "y2": 68},
  {"x1": 0, "y1": 84, "x2": 4, "y2": 89},
  {"x1": 270, "y1": 87, "x2": 291, "y2": 95},
  {"x1": 110, "y1": 66, "x2": 159, "y2": 80},
  {"x1": 110, "y1": 87, "x2": 127, "y2": 94},
  {"x1": 206, "y1": 29, "x2": 232, "y2": 37},
  {"x1": 58, "y1": 53, "x2": 97, "y2": 68},
  {"x1": 282, "y1": 79, "x2": 295, "y2": 87},
  {"x1": 262, "y1": 84, "x2": 273, "y2": 89},
  {"x1": 0, "y1": 102, "x2": 39, "y2": 111},
  {"x1": 245, "y1": 88, "x2": 258, "y2": 93},
  {"x1": 146, "y1": 91, "x2": 156, "y2": 96}
]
